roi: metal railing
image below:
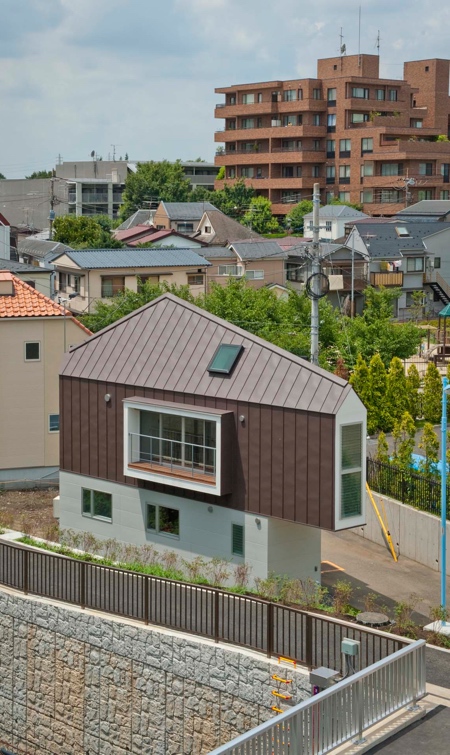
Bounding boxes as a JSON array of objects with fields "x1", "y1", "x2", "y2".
[
  {"x1": 210, "y1": 640, "x2": 426, "y2": 755},
  {"x1": 367, "y1": 457, "x2": 450, "y2": 518},
  {"x1": 0, "y1": 541, "x2": 408, "y2": 669},
  {"x1": 128, "y1": 432, "x2": 216, "y2": 478}
]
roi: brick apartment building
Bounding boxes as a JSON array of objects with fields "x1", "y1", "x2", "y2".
[{"x1": 214, "y1": 54, "x2": 450, "y2": 217}]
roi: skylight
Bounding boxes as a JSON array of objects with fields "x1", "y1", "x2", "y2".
[
  {"x1": 208, "y1": 344, "x2": 243, "y2": 375},
  {"x1": 395, "y1": 226, "x2": 410, "y2": 237}
]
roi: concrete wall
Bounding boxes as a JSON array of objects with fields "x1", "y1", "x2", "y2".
[
  {"x1": 355, "y1": 490, "x2": 450, "y2": 576},
  {"x1": 59, "y1": 472, "x2": 322, "y2": 585},
  {"x1": 0, "y1": 179, "x2": 67, "y2": 230},
  {"x1": 0, "y1": 588, "x2": 310, "y2": 755}
]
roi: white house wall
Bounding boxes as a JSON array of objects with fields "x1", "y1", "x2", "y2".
[{"x1": 334, "y1": 389, "x2": 367, "y2": 531}]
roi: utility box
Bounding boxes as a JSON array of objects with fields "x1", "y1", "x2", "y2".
[
  {"x1": 341, "y1": 639, "x2": 360, "y2": 657},
  {"x1": 309, "y1": 667, "x2": 339, "y2": 692}
]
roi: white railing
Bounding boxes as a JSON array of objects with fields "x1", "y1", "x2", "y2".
[
  {"x1": 128, "y1": 432, "x2": 216, "y2": 478},
  {"x1": 210, "y1": 640, "x2": 426, "y2": 755}
]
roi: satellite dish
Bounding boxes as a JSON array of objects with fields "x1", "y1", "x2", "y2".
[{"x1": 90, "y1": 150, "x2": 95, "y2": 158}]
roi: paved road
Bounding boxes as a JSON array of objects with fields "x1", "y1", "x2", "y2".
[{"x1": 369, "y1": 705, "x2": 450, "y2": 754}]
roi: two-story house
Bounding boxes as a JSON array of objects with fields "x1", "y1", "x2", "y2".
[
  {"x1": 303, "y1": 205, "x2": 368, "y2": 241},
  {"x1": 58, "y1": 293, "x2": 366, "y2": 583}
]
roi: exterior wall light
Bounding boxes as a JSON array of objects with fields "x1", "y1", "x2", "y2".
[
  {"x1": 239, "y1": 415, "x2": 245, "y2": 423},
  {"x1": 104, "y1": 394, "x2": 111, "y2": 403},
  {"x1": 208, "y1": 506, "x2": 213, "y2": 513}
]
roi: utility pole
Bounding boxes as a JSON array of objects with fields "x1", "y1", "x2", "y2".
[
  {"x1": 351, "y1": 227, "x2": 355, "y2": 318},
  {"x1": 310, "y1": 182, "x2": 321, "y2": 365},
  {"x1": 49, "y1": 176, "x2": 56, "y2": 241}
]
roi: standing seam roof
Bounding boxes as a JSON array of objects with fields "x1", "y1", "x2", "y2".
[{"x1": 53, "y1": 249, "x2": 211, "y2": 269}]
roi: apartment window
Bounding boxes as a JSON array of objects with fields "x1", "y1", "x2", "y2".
[
  {"x1": 339, "y1": 164, "x2": 350, "y2": 180},
  {"x1": 326, "y1": 165, "x2": 335, "y2": 181},
  {"x1": 257, "y1": 117, "x2": 263, "y2": 128},
  {"x1": 441, "y1": 164, "x2": 450, "y2": 180},
  {"x1": 434, "y1": 257, "x2": 441, "y2": 269},
  {"x1": 327, "y1": 88, "x2": 336, "y2": 104},
  {"x1": 418, "y1": 190, "x2": 433, "y2": 200},
  {"x1": 82, "y1": 489, "x2": 112, "y2": 522},
  {"x1": 245, "y1": 270, "x2": 264, "y2": 280},
  {"x1": 232, "y1": 523, "x2": 244, "y2": 557},
  {"x1": 284, "y1": 89, "x2": 296, "y2": 101},
  {"x1": 281, "y1": 191, "x2": 301, "y2": 203},
  {"x1": 25, "y1": 342, "x2": 40, "y2": 361},
  {"x1": 187, "y1": 275, "x2": 204, "y2": 286},
  {"x1": 312, "y1": 165, "x2": 320, "y2": 177},
  {"x1": 101, "y1": 276, "x2": 125, "y2": 297},
  {"x1": 325, "y1": 221, "x2": 332, "y2": 232},
  {"x1": 226, "y1": 120, "x2": 236, "y2": 130},
  {"x1": 352, "y1": 87, "x2": 369, "y2": 99},
  {"x1": 282, "y1": 139, "x2": 302, "y2": 151},
  {"x1": 340, "y1": 424, "x2": 363, "y2": 519},
  {"x1": 339, "y1": 192, "x2": 350, "y2": 202},
  {"x1": 381, "y1": 163, "x2": 402, "y2": 176},
  {"x1": 327, "y1": 113, "x2": 336, "y2": 132},
  {"x1": 257, "y1": 93, "x2": 263, "y2": 103},
  {"x1": 440, "y1": 191, "x2": 450, "y2": 200},
  {"x1": 361, "y1": 137, "x2": 373, "y2": 154},
  {"x1": 242, "y1": 93, "x2": 255, "y2": 104},
  {"x1": 256, "y1": 167, "x2": 263, "y2": 178},
  {"x1": 380, "y1": 190, "x2": 401, "y2": 203},
  {"x1": 177, "y1": 222, "x2": 194, "y2": 233},
  {"x1": 361, "y1": 189, "x2": 374, "y2": 203},
  {"x1": 59, "y1": 272, "x2": 67, "y2": 293},
  {"x1": 388, "y1": 89, "x2": 398, "y2": 101},
  {"x1": 282, "y1": 114, "x2": 300, "y2": 127},
  {"x1": 411, "y1": 119, "x2": 423, "y2": 128},
  {"x1": 313, "y1": 88, "x2": 321, "y2": 99},
  {"x1": 298, "y1": 88, "x2": 303, "y2": 100},
  {"x1": 147, "y1": 503, "x2": 180, "y2": 538},
  {"x1": 339, "y1": 139, "x2": 351, "y2": 156},
  {"x1": 361, "y1": 162, "x2": 374, "y2": 177},
  {"x1": 282, "y1": 166, "x2": 294, "y2": 178},
  {"x1": 406, "y1": 257, "x2": 424, "y2": 272},
  {"x1": 241, "y1": 167, "x2": 254, "y2": 178},
  {"x1": 312, "y1": 114, "x2": 321, "y2": 126},
  {"x1": 326, "y1": 191, "x2": 334, "y2": 203},
  {"x1": 326, "y1": 139, "x2": 335, "y2": 157},
  {"x1": 351, "y1": 112, "x2": 369, "y2": 123},
  {"x1": 419, "y1": 163, "x2": 433, "y2": 176},
  {"x1": 227, "y1": 168, "x2": 236, "y2": 178},
  {"x1": 241, "y1": 118, "x2": 255, "y2": 129},
  {"x1": 71, "y1": 275, "x2": 81, "y2": 293},
  {"x1": 49, "y1": 414, "x2": 60, "y2": 433},
  {"x1": 218, "y1": 265, "x2": 243, "y2": 276},
  {"x1": 313, "y1": 139, "x2": 321, "y2": 151},
  {"x1": 375, "y1": 89, "x2": 385, "y2": 100}
]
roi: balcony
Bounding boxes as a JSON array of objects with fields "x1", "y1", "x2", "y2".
[
  {"x1": 370, "y1": 272, "x2": 403, "y2": 287},
  {"x1": 128, "y1": 433, "x2": 216, "y2": 486}
]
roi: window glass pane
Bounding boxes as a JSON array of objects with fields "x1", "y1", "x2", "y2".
[
  {"x1": 232, "y1": 523, "x2": 244, "y2": 556},
  {"x1": 49, "y1": 414, "x2": 59, "y2": 432},
  {"x1": 147, "y1": 504, "x2": 157, "y2": 531},
  {"x1": 93, "y1": 491, "x2": 112, "y2": 519},
  {"x1": 435, "y1": 257, "x2": 441, "y2": 269},
  {"x1": 82, "y1": 489, "x2": 91, "y2": 516},
  {"x1": 25, "y1": 342, "x2": 40, "y2": 361},
  {"x1": 208, "y1": 344, "x2": 243, "y2": 374},
  {"x1": 159, "y1": 506, "x2": 179, "y2": 536},
  {"x1": 341, "y1": 472, "x2": 362, "y2": 518},
  {"x1": 341, "y1": 424, "x2": 362, "y2": 469}
]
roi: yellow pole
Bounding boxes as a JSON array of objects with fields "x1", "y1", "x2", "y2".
[{"x1": 366, "y1": 482, "x2": 398, "y2": 562}]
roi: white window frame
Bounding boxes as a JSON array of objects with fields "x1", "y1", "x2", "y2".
[
  {"x1": 49, "y1": 414, "x2": 60, "y2": 433},
  {"x1": 24, "y1": 341, "x2": 41, "y2": 362},
  {"x1": 245, "y1": 270, "x2": 264, "y2": 280},
  {"x1": 218, "y1": 264, "x2": 243, "y2": 277},
  {"x1": 124, "y1": 400, "x2": 224, "y2": 495},
  {"x1": 146, "y1": 502, "x2": 180, "y2": 539},
  {"x1": 82, "y1": 488, "x2": 112, "y2": 522},
  {"x1": 406, "y1": 257, "x2": 424, "y2": 272}
]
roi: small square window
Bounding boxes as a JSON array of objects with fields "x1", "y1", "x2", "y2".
[
  {"x1": 146, "y1": 503, "x2": 179, "y2": 538},
  {"x1": 232, "y1": 523, "x2": 244, "y2": 557},
  {"x1": 25, "y1": 342, "x2": 40, "y2": 361},
  {"x1": 82, "y1": 488, "x2": 112, "y2": 521},
  {"x1": 49, "y1": 414, "x2": 60, "y2": 432},
  {"x1": 208, "y1": 344, "x2": 244, "y2": 375}
]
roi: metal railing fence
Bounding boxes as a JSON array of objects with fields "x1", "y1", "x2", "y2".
[
  {"x1": 367, "y1": 457, "x2": 450, "y2": 519},
  {"x1": 209, "y1": 640, "x2": 426, "y2": 755},
  {"x1": 128, "y1": 431, "x2": 216, "y2": 478},
  {"x1": 0, "y1": 540, "x2": 408, "y2": 671}
]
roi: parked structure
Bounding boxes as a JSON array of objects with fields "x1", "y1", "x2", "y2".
[
  {"x1": 58, "y1": 293, "x2": 366, "y2": 582},
  {"x1": 51, "y1": 248, "x2": 211, "y2": 312},
  {"x1": 214, "y1": 54, "x2": 450, "y2": 216},
  {"x1": 302, "y1": 205, "x2": 368, "y2": 241},
  {"x1": 0, "y1": 273, "x2": 89, "y2": 483}
]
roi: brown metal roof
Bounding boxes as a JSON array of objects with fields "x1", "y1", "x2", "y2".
[{"x1": 61, "y1": 294, "x2": 351, "y2": 414}]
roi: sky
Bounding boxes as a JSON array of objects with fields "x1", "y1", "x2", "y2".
[{"x1": 0, "y1": 0, "x2": 449, "y2": 178}]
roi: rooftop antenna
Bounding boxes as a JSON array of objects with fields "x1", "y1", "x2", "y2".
[
  {"x1": 358, "y1": 5, "x2": 362, "y2": 67},
  {"x1": 339, "y1": 28, "x2": 346, "y2": 56},
  {"x1": 376, "y1": 30, "x2": 381, "y2": 56}
]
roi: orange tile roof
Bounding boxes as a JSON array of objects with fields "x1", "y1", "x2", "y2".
[{"x1": 0, "y1": 272, "x2": 91, "y2": 335}]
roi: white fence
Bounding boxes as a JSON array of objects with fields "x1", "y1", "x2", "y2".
[{"x1": 210, "y1": 640, "x2": 426, "y2": 755}]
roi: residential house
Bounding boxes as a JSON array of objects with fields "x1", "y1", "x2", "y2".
[
  {"x1": 195, "y1": 209, "x2": 264, "y2": 245},
  {"x1": 57, "y1": 293, "x2": 366, "y2": 583},
  {"x1": 214, "y1": 54, "x2": 450, "y2": 216},
  {"x1": 0, "y1": 273, "x2": 90, "y2": 484},
  {"x1": 0, "y1": 213, "x2": 11, "y2": 260},
  {"x1": 395, "y1": 199, "x2": 450, "y2": 222},
  {"x1": 0, "y1": 258, "x2": 55, "y2": 297},
  {"x1": 115, "y1": 209, "x2": 154, "y2": 231},
  {"x1": 123, "y1": 229, "x2": 205, "y2": 249},
  {"x1": 153, "y1": 202, "x2": 218, "y2": 233},
  {"x1": 302, "y1": 205, "x2": 368, "y2": 241},
  {"x1": 17, "y1": 238, "x2": 73, "y2": 268},
  {"x1": 227, "y1": 239, "x2": 306, "y2": 290},
  {"x1": 51, "y1": 248, "x2": 211, "y2": 313}
]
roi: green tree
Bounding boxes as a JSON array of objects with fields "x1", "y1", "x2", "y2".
[
  {"x1": 119, "y1": 160, "x2": 191, "y2": 219},
  {"x1": 386, "y1": 357, "x2": 409, "y2": 426},
  {"x1": 25, "y1": 170, "x2": 53, "y2": 179},
  {"x1": 216, "y1": 167, "x2": 225, "y2": 180},
  {"x1": 406, "y1": 364, "x2": 421, "y2": 421},
  {"x1": 242, "y1": 196, "x2": 279, "y2": 234},
  {"x1": 375, "y1": 431, "x2": 390, "y2": 465},
  {"x1": 0, "y1": 173, "x2": 6, "y2": 179},
  {"x1": 285, "y1": 200, "x2": 313, "y2": 233},
  {"x1": 189, "y1": 186, "x2": 215, "y2": 202},
  {"x1": 349, "y1": 355, "x2": 374, "y2": 430},
  {"x1": 392, "y1": 411, "x2": 416, "y2": 471},
  {"x1": 422, "y1": 362, "x2": 442, "y2": 423},
  {"x1": 368, "y1": 353, "x2": 390, "y2": 432},
  {"x1": 418, "y1": 423, "x2": 439, "y2": 478},
  {"x1": 210, "y1": 179, "x2": 255, "y2": 220},
  {"x1": 53, "y1": 215, "x2": 123, "y2": 249}
]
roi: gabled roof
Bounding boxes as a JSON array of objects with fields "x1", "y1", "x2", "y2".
[
  {"x1": 114, "y1": 225, "x2": 156, "y2": 242},
  {"x1": 0, "y1": 259, "x2": 51, "y2": 274},
  {"x1": 196, "y1": 210, "x2": 263, "y2": 246},
  {"x1": 52, "y1": 248, "x2": 211, "y2": 269},
  {"x1": 0, "y1": 272, "x2": 90, "y2": 335},
  {"x1": 351, "y1": 222, "x2": 445, "y2": 259},
  {"x1": 127, "y1": 229, "x2": 204, "y2": 247},
  {"x1": 303, "y1": 206, "x2": 369, "y2": 220},
  {"x1": 160, "y1": 201, "x2": 217, "y2": 220},
  {"x1": 115, "y1": 209, "x2": 154, "y2": 231},
  {"x1": 18, "y1": 238, "x2": 72, "y2": 260},
  {"x1": 0, "y1": 212, "x2": 10, "y2": 226},
  {"x1": 397, "y1": 200, "x2": 450, "y2": 217},
  {"x1": 201, "y1": 246, "x2": 236, "y2": 259},
  {"x1": 61, "y1": 293, "x2": 351, "y2": 414},
  {"x1": 230, "y1": 240, "x2": 288, "y2": 260}
]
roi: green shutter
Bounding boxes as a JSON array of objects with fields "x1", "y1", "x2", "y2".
[
  {"x1": 232, "y1": 524, "x2": 244, "y2": 557},
  {"x1": 341, "y1": 472, "x2": 362, "y2": 518},
  {"x1": 341, "y1": 424, "x2": 362, "y2": 469},
  {"x1": 341, "y1": 424, "x2": 363, "y2": 519}
]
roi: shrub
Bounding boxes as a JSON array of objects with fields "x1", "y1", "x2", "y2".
[
  {"x1": 233, "y1": 562, "x2": 252, "y2": 590},
  {"x1": 332, "y1": 580, "x2": 354, "y2": 615},
  {"x1": 393, "y1": 594, "x2": 419, "y2": 638},
  {"x1": 183, "y1": 556, "x2": 207, "y2": 582},
  {"x1": 208, "y1": 557, "x2": 230, "y2": 587}
]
